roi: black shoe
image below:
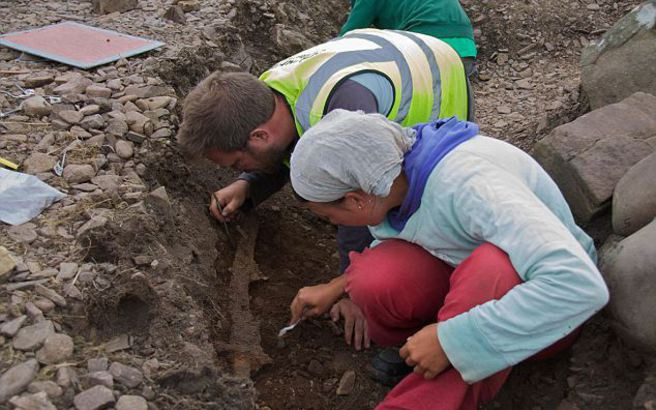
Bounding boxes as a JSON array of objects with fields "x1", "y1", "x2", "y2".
[{"x1": 367, "y1": 348, "x2": 413, "y2": 387}]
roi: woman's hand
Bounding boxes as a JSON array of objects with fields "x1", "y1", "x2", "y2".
[
  {"x1": 330, "y1": 298, "x2": 370, "y2": 351},
  {"x1": 289, "y1": 276, "x2": 347, "y2": 325},
  {"x1": 400, "y1": 323, "x2": 450, "y2": 379}
]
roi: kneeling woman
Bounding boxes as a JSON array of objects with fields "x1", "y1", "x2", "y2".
[{"x1": 287, "y1": 109, "x2": 608, "y2": 410}]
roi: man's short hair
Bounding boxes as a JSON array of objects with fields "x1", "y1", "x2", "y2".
[{"x1": 177, "y1": 71, "x2": 276, "y2": 158}]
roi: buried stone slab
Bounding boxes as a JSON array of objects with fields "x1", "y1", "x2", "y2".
[
  {"x1": 533, "y1": 92, "x2": 656, "y2": 222},
  {"x1": 612, "y1": 152, "x2": 656, "y2": 236},
  {"x1": 599, "y1": 219, "x2": 656, "y2": 350}
]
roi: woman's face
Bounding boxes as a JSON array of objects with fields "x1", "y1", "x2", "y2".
[{"x1": 306, "y1": 192, "x2": 388, "y2": 226}]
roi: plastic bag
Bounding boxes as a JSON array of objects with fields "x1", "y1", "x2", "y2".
[{"x1": 0, "y1": 168, "x2": 66, "y2": 225}]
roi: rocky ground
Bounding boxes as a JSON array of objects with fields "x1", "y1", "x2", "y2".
[{"x1": 1, "y1": 0, "x2": 655, "y2": 409}]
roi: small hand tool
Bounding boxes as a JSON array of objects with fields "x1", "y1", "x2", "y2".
[
  {"x1": 277, "y1": 320, "x2": 301, "y2": 338},
  {"x1": 212, "y1": 192, "x2": 235, "y2": 247}
]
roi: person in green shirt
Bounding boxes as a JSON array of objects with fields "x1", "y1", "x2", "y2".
[{"x1": 340, "y1": 0, "x2": 478, "y2": 77}]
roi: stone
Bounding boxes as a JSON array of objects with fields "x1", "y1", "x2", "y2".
[
  {"x1": 22, "y1": 96, "x2": 52, "y2": 117},
  {"x1": 92, "y1": 0, "x2": 138, "y2": 14},
  {"x1": 109, "y1": 362, "x2": 143, "y2": 388},
  {"x1": 308, "y1": 359, "x2": 324, "y2": 376},
  {"x1": 125, "y1": 111, "x2": 153, "y2": 136},
  {"x1": 34, "y1": 298, "x2": 55, "y2": 313},
  {"x1": 273, "y1": 24, "x2": 314, "y2": 56},
  {"x1": 115, "y1": 140, "x2": 134, "y2": 159},
  {"x1": 116, "y1": 395, "x2": 148, "y2": 410},
  {"x1": 80, "y1": 114, "x2": 105, "y2": 130},
  {"x1": 86, "y1": 85, "x2": 112, "y2": 98},
  {"x1": 56, "y1": 367, "x2": 77, "y2": 388},
  {"x1": 0, "y1": 246, "x2": 17, "y2": 279},
  {"x1": 58, "y1": 262, "x2": 79, "y2": 280},
  {"x1": 25, "y1": 301, "x2": 44, "y2": 320},
  {"x1": 105, "y1": 118, "x2": 128, "y2": 137},
  {"x1": 140, "y1": 96, "x2": 171, "y2": 111},
  {"x1": 88, "y1": 358, "x2": 109, "y2": 372},
  {"x1": 581, "y1": 2, "x2": 656, "y2": 109},
  {"x1": 71, "y1": 126, "x2": 93, "y2": 139},
  {"x1": 23, "y1": 152, "x2": 57, "y2": 174},
  {"x1": 91, "y1": 175, "x2": 121, "y2": 192},
  {"x1": 150, "y1": 128, "x2": 171, "y2": 139},
  {"x1": 86, "y1": 371, "x2": 114, "y2": 388},
  {"x1": 37, "y1": 333, "x2": 74, "y2": 364},
  {"x1": 9, "y1": 391, "x2": 56, "y2": 410},
  {"x1": 0, "y1": 359, "x2": 39, "y2": 402},
  {"x1": 28, "y1": 380, "x2": 63, "y2": 398},
  {"x1": 80, "y1": 104, "x2": 100, "y2": 116},
  {"x1": 634, "y1": 376, "x2": 656, "y2": 409},
  {"x1": 24, "y1": 74, "x2": 55, "y2": 88},
  {"x1": 178, "y1": 0, "x2": 200, "y2": 12},
  {"x1": 164, "y1": 5, "x2": 187, "y2": 24},
  {"x1": 8, "y1": 223, "x2": 38, "y2": 244},
  {"x1": 63, "y1": 164, "x2": 96, "y2": 183},
  {"x1": 58, "y1": 110, "x2": 84, "y2": 124},
  {"x1": 13, "y1": 320, "x2": 55, "y2": 351},
  {"x1": 77, "y1": 216, "x2": 108, "y2": 236},
  {"x1": 34, "y1": 285, "x2": 67, "y2": 307},
  {"x1": 600, "y1": 219, "x2": 656, "y2": 350},
  {"x1": 125, "y1": 131, "x2": 146, "y2": 143},
  {"x1": 73, "y1": 385, "x2": 115, "y2": 410},
  {"x1": 613, "y1": 152, "x2": 656, "y2": 236},
  {"x1": 533, "y1": 92, "x2": 656, "y2": 221},
  {"x1": 336, "y1": 370, "x2": 356, "y2": 396},
  {"x1": 0, "y1": 315, "x2": 27, "y2": 337},
  {"x1": 53, "y1": 78, "x2": 93, "y2": 95},
  {"x1": 123, "y1": 85, "x2": 174, "y2": 99}
]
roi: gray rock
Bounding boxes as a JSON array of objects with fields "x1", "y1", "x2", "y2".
[
  {"x1": 273, "y1": 24, "x2": 314, "y2": 56},
  {"x1": 53, "y1": 78, "x2": 93, "y2": 95},
  {"x1": 58, "y1": 110, "x2": 84, "y2": 125},
  {"x1": 8, "y1": 223, "x2": 38, "y2": 244},
  {"x1": 80, "y1": 105, "x2": 100, "y2": 116},
  {"x1": 56, "y1": 366, "x2": 78, "y2": 388},
  {"x1": 164, "y1": 5, "x2": 187, "y2": 24},
  {"x1": 33, "y1": 298, "x2": 55, "y2": 313},
  {"x1": 24, "y1": 75, "x2": 55, "y2": 88},
  {"x1": 116, "y1": 395, "x2": 148, "y2": 410},
  {"x1": 0, "y1": 315, "x2": 27, "y2": 337},
  {"x1": 92, "y1": 0, "x2": 138, "y2": 14},
  {"x1": 336, "y1": 370, "x2": 356, "y2": 396},
  {"x1": 23, "y1": 152, "x2": 57, "y2": 174},
  {"x1": 37, "y1": 333, "x2": 74, "y2": 364},
  {"x1": 86, "y1": 371, "x2": 113, "y2": 389},
  {"x1": 125, "y1": 111, "x2": 153, "y2": 136},
  {"x1": 125, "y1": 131, "x2": 146, "y2": 144},
  {"x1": 80, "y1": 114, "x2": 105, "y2": 130},
  {"x1": 58, "y1": 262, "x2": 79, "y2": 281},
  {"x1": 0, "y1": 246, "x2": 17, "y2": 279},
  {"x1": 115, "y1": 140, "x2": 134, "y2": 159},
  {"x1": 85, "y1": 85, "x2": 112, "y2": 99},
  {"x1": 123, "y1": 85, "x2": 175, "y2": 99},
  {"x1": 613, "y1": 152, "x2": 656, "y2": 236},
  {"x1": 0, "y1": 359, "x2": 39, "y2": 402},
  {"x1": 9, "y1": 391, "x2": 56, "y2": 410},
  {"x1": 91, "y1": 175, "x2": 121, "y2": 192},
  {"x1": 73, "y1": 385, "x2": 115, "y2": 410},
  {"x1": 533, "y1": 92, "x2": 656, "y2": 221},
  {"x1": 600, "y1": 219, "x2": 656, "y2": 350},
  {"x1": 581, "y1": 2, "x2": 656, "y2": 109},
  {"x1": 77, "y1": 216, "x2": 108, "y2": 236},
  {"x1": 109, "y1": 362, "x2": 143, "y2": 388},
  {"x1": 105, "y1": 118, "x2": 128, "y2": 137},
  {"x1": 149, "y1": 128, "x2": 171, "y2": 139},
  {"x1": 63, "y1": 164, "x2": 96, "y2": 183},
  {"x1": 22, "y1": 96, "x2": 52, "y2": 117},
  {"x1": 71, "y1": 126, "x2": 93, "y2": 139},
  {"x1": 88, "y1": 358, "x2": 109, "y2": 372},
  {"x1": 25, "y1": 301, "x2": 44, "y2": 320},
  {"x1": 34, "y1": 285, "x2": 67, "y2": 307},
  {"x1": 13, "y1": 320, "x2": 55, "y2": 351},
  {"x1": 28, "y1": 380, "x2": 64, "y2": 398}
]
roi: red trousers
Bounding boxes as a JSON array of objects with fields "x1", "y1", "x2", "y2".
[{"x1": 345, "y1": 240, "x2": 578, "y2": 410}]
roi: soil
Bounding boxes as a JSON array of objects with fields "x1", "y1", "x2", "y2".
[{"x1": 1, "y1": 0, "x2": 654, "y2": 409}]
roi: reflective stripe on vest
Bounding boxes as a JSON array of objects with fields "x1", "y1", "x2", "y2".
[{"x1": 260, "y1": 29, "x2": 467, "y2": 135}]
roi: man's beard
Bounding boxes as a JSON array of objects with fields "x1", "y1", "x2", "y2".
[{"x1": 247, "y1": 144, "x2": 288, "y2": 174}]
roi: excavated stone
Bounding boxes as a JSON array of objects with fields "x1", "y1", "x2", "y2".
[
  {"x1": 73, "y1": 385, "x2": 115, "y2": 410},
  {"x1": 115, "y1": 140, "x2": 134, "y2": 159},
  {"x1": 0, "y1": 315, "x2": 27, "y2": 337},
  {"x1": 22, "y1": 152, "x2": 56, "y2": 174},
  {"x1": 0, "y1": 359, "x2": 39, "y2": 403},
  {"x1": 109, "y1": 362, "x2": 143, "y2": 388},
  {"x1": 336, "y1": 370, "x2": 356, "y2": 396},
  {"x1": 87, "y1": 358, "x2": 109, "y2": 372},
  {"x1": 582, "y1": 1, "x2": 656, "y2": 108},
  {"x1": 28, "y1": 380, "x2": 63, "y2": 398},
  {"x1": 34, "y1": 285, "x2": 67, "y2": 307},
  {"x1": 79, "y1": 104, "x2": 100, "y2": 116},
  {"x1": 58, "y1": 262, "x2": 79, "y2": 280},
  {"x1": 33, "y1": 298, "x2": 55, "y2": 313},
  {"x1": 58, "y1": 110, "x2": 84, "y2": 124},
  {"x1": 600, "y1": 219, "x2": 656, "y2": 350},
  {"x1": 0, "y1": 246, "x2": 17, "y2": 279},
  {"x1": 116, "y1": 395, "x2": 148, "y2": 410},
  {"x1": 8, "y1": 223, "x2": 38, "y2": 244},
  {"x1": 53, "y1": 78, "x2": 93, "y2": 95},
  {"x1": 105, "y1": 118, "x2": 128, "y2": 137},
  {"x1": 92, "y1": 0, "x2": 138, "y2": 14},
  {"x1": 80, "y1": 114, "x2": 106, "y2": 130},
  {"x1": 22, "y1": 96, "x2": 52, "y2": 117},
  {"x1": 37, "y1": 333, "x2": 74, "y2": 364},
  {"x1": 85, "y1": 85, "x2": 112, "y2": 98},
  {"x1": 613, "y1": 152, "x2": 656, "y2": 236},
  {"x1": 12, "y1": 320, "x2": 55, "y2": 351},
  {"x1": 9, "y1": 391, "x2": 56, "y2": 410},
  {"x1": 86, "y1": 371, "x2": 114, "y2": 389},
  {"x1": 63, "y1": 164, "x2": 96, "y2": 183},
  {"x1": 91, "y1": 175, "x2": 121, "y2": 192},
  {"x1": 24, "y1": 74, "x2": 55, "y2": 88},
  {"x1": 56, "y1": 367, "x2": 78, "y2": 388},
  {"x1": 533, "y1": 92, "x2": 656, "y2": 221}
]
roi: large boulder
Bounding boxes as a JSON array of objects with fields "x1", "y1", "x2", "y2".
[
  {"x1": 612, "y1": 152, "x2": 656, "y2": 236},
  {"x1": 533, "y1": 92, "x2": 656, "y2": 221},
  {"x1": 599, "y1": 220, "x2": 656, "y2": 350},
  {"x1": 581, "y1": 1, "x2": 656, "y2": 109}
]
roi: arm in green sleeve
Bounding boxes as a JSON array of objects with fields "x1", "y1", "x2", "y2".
[{"x1": 339, "y1": 0, "x2": 378, "y2": 36}]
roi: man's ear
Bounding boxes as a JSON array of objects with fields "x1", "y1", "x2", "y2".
[{"x1": 247, "y1": 128, "x2": 270, "y2": 149}]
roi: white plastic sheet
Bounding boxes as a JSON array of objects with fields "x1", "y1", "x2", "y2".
[{"x1": 0, "y1": 168, "x2": 66, "y2": 225}]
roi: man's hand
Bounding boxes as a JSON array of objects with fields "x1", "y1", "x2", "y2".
[
  {"x1": 289, "y1": 276, "x2": 347, "y2": 325},
  {"x1": 210, "y1": 180, "x2": 250, "y2": 222},
  {"x1": 330, "y1": 299, "x2": 370, "y2": 351},
  {"x1": 400, "y1": 323, "x2": 450, "y2": 379}
]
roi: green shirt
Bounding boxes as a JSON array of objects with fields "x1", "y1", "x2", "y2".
[{"x1": 339, "y1": 0, "x2": 477, "y2": 58}]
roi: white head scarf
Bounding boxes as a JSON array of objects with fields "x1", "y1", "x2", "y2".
[{"x1": 290, "y1": 109, "x2": 416, "y2": 202}]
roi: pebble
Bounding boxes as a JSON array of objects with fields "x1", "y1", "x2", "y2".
[
  {"x1": 115, "y1": 140, "x2": 134, "y2": 159},
  {"x1": 58, "y1": 262, "x2": 79, "y2": 280},
  {"x1": 80, "y1": 114, "x2": 106, "y2": 130},
  {"x1": 12, "y1": 320, "x2": 55, "y2": 351},
  {"x1": 9, "y1": 391, "x2": 56, "y2": 410},
  {"x1": 8, "y1": 223, "x2": 38, "y2": 244},
  {"x1": 116, "y1": 395, "x2": 148, "y2": 410},
  {"x1": 22, "y1": 96, "x2": 52, "y2": 117},
  {"x1": 336, "y1": 370, "x2": 356, "y2": 396},
  {"x1": 0, "y1": 359, "x2": 39, "y2": 402},
  {"x1": 37, "y1": 333, "x2": 74, "y2": 364},
  {"x1": 77, "y1": 216, "x2": 108, "y2": 236},
  {"x1": 22, "y1": 153, "x2": 57, "y2": 174},
  {"x1": 109, "y1": 362, "x2": 144, "y2": 388},
  {"x1": 88, "y1": 358, "x2": 109, "y2": 372},
  {"x1": 34, "y1": 285, "x2": 67, "y2": 307},
  {"x1": 58, "y1": 110, "x2": 84, "y2": 124},
  {"x1": 80, "y1": 104, "x2": 100, "y2": 116},
  {"x1": 56, "y1": 366, "x2": 78, "y2": 388},
  {"x1": 0, "y1": 315, "x2": 27, "y2": 337},
  {"x1": 28, "y1": 380, "x2": 63, "y2": 398},
  {"x1": 24, "y1": 75, "x2": 55, "y2": 88},
  {"x1": 149, "y1": 128, "x2": 171, "y2": 139},
  {"x1": 105, "y1": 118, "x2": 129, "y2": 137},
  {"x1": 86, "y1": 371, "x2": 114, "y2": 389},
  {"x1": 63, "y1": 164, "x2": 96, "y2": 183},
  {"x1": 73, "y1": 385, "x2": 115, "y2": 410},
  {"x1": 25, "y1": 301, "x2": 44, "y2": 320},
  {"x1": 33, "y1": 298, "x2": 55, "y2": 313},
  {"x1": 0, "y1": 246, "x2": 17, "y2": 278},
  {"x1": 86, "y1": 85, "x2": 112, "y2": 98}
]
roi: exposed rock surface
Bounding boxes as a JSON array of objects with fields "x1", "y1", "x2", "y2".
[
  {"x1": 612, "y1": 152, "x2": 656, "y2": 236},
  {"x1": 0, "y1": 359, "x2": 39, "y2": 403}
]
